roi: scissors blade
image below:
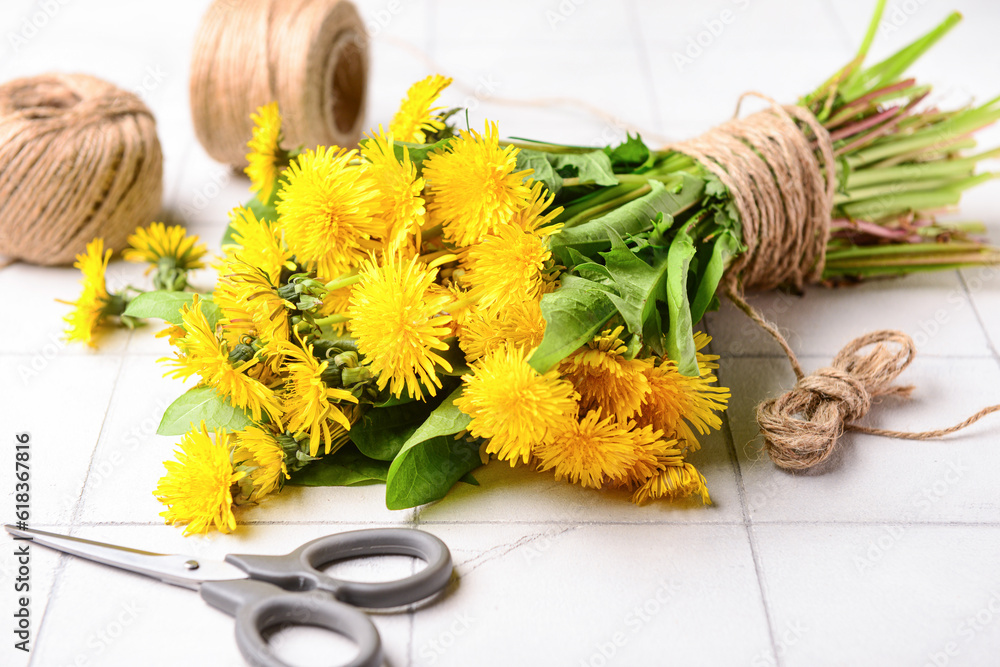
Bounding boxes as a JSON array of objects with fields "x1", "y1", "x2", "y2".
[{"x1": 4, "y1": 525, "x2": 248, "y2": 591}]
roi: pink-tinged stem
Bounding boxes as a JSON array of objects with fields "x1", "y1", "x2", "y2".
[
  {"x1": 831, "y1": 218, "x2": 918, "y2": 241},
  {"x1": 833, "y1": 92, "x2": 929, "y2": 157},
  {"x1": 830, "y1": 105, "x2": 901, "y2": 141},
  {"x1": 826, "y1": 78, "x2": 917, "y2": 129}
]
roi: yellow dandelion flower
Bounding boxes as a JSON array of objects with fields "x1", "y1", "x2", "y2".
[
  {"x1": 233, "y1": 425, "x2": 289, "y2": 502},
  {"x1": 318, "y1": 285, "x2": 354, "y2": 317},
  {"x1": 154, "y1": 422, "x2": 244, "y2": 535},
  {"x1": 315, "y1": 285, "x2": 355, "y2": 335},
  {"x1": 458, "y1": 298, "x2": 547, "y2": 363},
  {"x1": 161, "y1": 296, "x2": 283, "y2": 425},
  {"x1": 559, "y1": 326, "x2": 651, "y2": 421},
  {"x1": 276, "y1": 146, "x2": 382, "y2": 279},
  {"x1": 59, "y1": 239, "x2": 117, "y2": 347},
  {"x1": 214, "y1": 258, "x2": 291, "y2": 345},
  {"x1": 220, "y1": 206, "x2": 291, "y2": 283},
  {"x1": 278, "y1": 339, "x2": 359, "y2": 456},
  {"x1": 389, "y1": 74, "x2": 452, "y2": 144},
  {"x1": 245, "y1": 102, "x2": 285, "y2": 203},
  {"x1": 123, "y1": 222, "x2": 207, "y2": 271},
  {"x1": 611, "y1": 423, "x2": 674, "y2": 490},
  {"x1": 429, "y1": 280, "x2": 470, "y2": 334},
  {"x1": 155, "y1": 323, "x2": 187, "y2": 347},
  {"x1": 631, "y1": 456, "x2": 711, "y2": 505},
  {"x1": 361, "y1": 128, "x2": 426, "y2": 251},
  {"x1": 635, "y1": 332, "x2": 730, "y2": 452},
  {"x1": 423, "y1": 121, "x2": 532, "y2": 247},
  {"x1": 348, "y1": 254, "x2": 453, "y2": 400},
  {"x1": 455, "y1": 346, "x2": 578, "y2": 466},
  {"x1": 511, "y1": 180, "x2": 563, "y2": 238},
  {"x1": 534, "y1": 409, "x2": 640, "y2": 489},
  {"x1": 462, "y1": 223, "x2": 555, "y2": 314}
]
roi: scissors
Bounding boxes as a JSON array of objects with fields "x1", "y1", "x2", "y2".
[{"x1": 4, "y1": 524, "x2": 452, "y2": 667}]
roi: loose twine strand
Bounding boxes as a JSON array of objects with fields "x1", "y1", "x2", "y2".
[
  {"x1": 668, "y1": 95, "x2": 1000, "y2": 470},
  {"x1": 0, "y1": 73, "x2": 163, "y2": 266}
]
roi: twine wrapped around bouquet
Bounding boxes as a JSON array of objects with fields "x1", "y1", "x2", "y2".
[
  {"x1": 190, "y1": 0, "x2": 369, "y2": 166},
  {"x1": 668, "y1": 94, "x2": 1000, "y2": 470}
]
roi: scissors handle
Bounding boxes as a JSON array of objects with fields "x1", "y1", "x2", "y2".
[
  {"x1": 201, "y1": 578, "x2": 381, "y2": 667},
  {"x1": 225, "y1": 528, "x2": 452, "y2": 608}
]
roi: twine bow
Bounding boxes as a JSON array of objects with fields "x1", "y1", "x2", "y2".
[{"x1": 756, "y1": 330, "x2": 915, "y2": 470}]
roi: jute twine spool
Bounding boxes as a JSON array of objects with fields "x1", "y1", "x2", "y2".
[
  {"x1": 0, "y1": 73, "x2": 163, "y2": 266},
  {"x1": 669, "y1": 94, "x2": 1000, "y2": 469},
  {"x1": 190, "y1": 0, "x2": 369, "y2": 167}
]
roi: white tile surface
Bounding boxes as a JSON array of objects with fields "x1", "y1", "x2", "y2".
[
  {"x1": 2, "y1": 1, "x2": 1000, "y2": 666},
  {"x1": 753, "y1": 523, "x2": 1000, "y2": 667},
  {"x1": 410, "y1": 522, "x2": 773, "y2": 666}
]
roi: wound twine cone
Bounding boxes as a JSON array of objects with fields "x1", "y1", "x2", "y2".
[
  {"x1": 0, "y1": 73, "x2": 163, "y2": 266},
  {"x1": 190, "y1": 0, "x2": 369, "y2": 167},
  {"x1": 669, "y1": 95, "x2": 1000, "y2": 468}
]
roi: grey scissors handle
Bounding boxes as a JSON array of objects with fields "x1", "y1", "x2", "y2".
[
  {"x1": 202, "y1": 528, "x2": 452, "y2": 667},
  {"x1": 201, "y1": 579, "x2": 381, "y2": 667},
  {"x1": 224, "y1": 528, "x2": 452, "y2": 608}
]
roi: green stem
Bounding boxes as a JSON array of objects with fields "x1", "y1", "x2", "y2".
[
  {"x1": 561, "y1": 184, "x2": 652, "y2": 229},
  {"x1": 845, "y1": 149, "x2": 1000, "y2": 188},
  {"x1": 324, "y1": 273, "x2": 362, "y2": 292},
  {"x1": 313, "y1": 313, "x2": 351, "y2": 327}
]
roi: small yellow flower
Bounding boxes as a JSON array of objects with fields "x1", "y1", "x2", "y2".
[
  {"x1": 233, "y1": 425, "x2": 289, "y2": 502},
  {"x1": 161, "y1": 296, "x2": 283, "y2": 425},
  {"x1": 462, "y1": 223, "x2": 556, "y2": 314},
  {"x1": 245, "y1": 102, "x2": 285, "y2": 203},
  {"x1": 634, "y1": 332, "x2": 730, "y2": 452},
  {"x1": 155, "y1": 324, "x2": 187, "y2": 347},
  {"x1": 59, "y1": 239, "x2": 117, "y2": 347},
  {"x1": 455, "y1": 346, "x2": 578, "y2": 466},
  {"x1": 123, "y1": 222, "x2": 207, "y2": 271},
  {"x1": 361, "y1": 128, "x2": 426, "y2": 251},
  {"x1": 317, "y1": 285, "x2": 354, "y2": 335},
  {"x1": 276, "y1": 146, "x2": 382, "y2": 279},
  {"x1": 534, "y1": 409, "x2": 640, "y2": 489},
  {"x1": 511, "y1": 180, "x2": 563, "y2": 238},
  {"x1": 423, "y1": 121, "x2": 532, "y2": 247},
  {"x1": 458, "y1": 298, "x2": 547, "y2": 363},
  {"x1": 154, "y1": 421, "x2": 244, "y2": 535},
  {"x1": 220, "y1": 206, "x2": 291, "y2": 284},
  {"x1": 214, "y1": 257, "x2": 291, "y2": 346},
  {"x1": 611, "y1": 423, "x2": 674, "y2": 490},
  {"x1": 348, "y1": 254, "x2": 454, "y2": 400},
  {"x1": 278, "y1": 339, "x2": 359, "y2": 457},
  {"x1": 559, "y1": 326, "x2": 651, "y2": 421},
  {"x1": 631, "y1": 455, "x2": 711, "y2": 505},
  {"x1": 389, "y1": 74, "x2": 452, "y2": 144}
]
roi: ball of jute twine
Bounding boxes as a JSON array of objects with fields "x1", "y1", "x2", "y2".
[
  {"x1": 669, "y1": 94, "x2": 1000, "y2": 470},
  {"x1": 0, "y1": 73, "x2": 163, "y2": 266},
  {"x1": 190, "y1": 0, "x2": 369, "y2": 167}
]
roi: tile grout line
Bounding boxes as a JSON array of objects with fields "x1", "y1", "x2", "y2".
[
  {"x1": 27, "y1": 350, "x2": 128, "y2": 667},
  {"x1": 957, "y1": 270, "x2": 1000, "y2": 371},
  {"x1": 716, "y1": 360, "x2": 783, "y2": 667}
]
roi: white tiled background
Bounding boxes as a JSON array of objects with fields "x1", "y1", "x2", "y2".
[{"x1": 2, "y1": 1, "x2": 1000, "y2": 665}]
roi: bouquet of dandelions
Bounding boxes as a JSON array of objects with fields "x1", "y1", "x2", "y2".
[
  {"x1": 137, "y1": 88, "x2": 733, "y2": 536},
  {"x1": 60, "y1": 2, "x2": 1000, "y2": 535}
]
